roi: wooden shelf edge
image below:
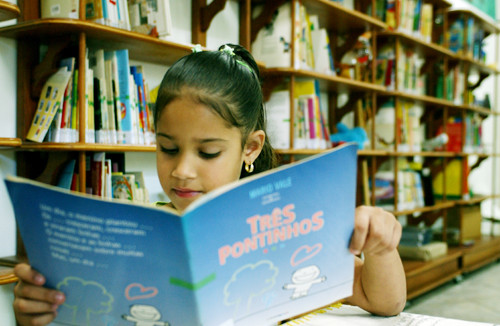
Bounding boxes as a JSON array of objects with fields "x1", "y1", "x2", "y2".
[
  {"x1": 0, "y1": 137, "x2": 22, "y2": 148},
  {"x1": 0, "y1": 1, "x2": 20, "y2": 22},
  {"x1": 406, "y1": 271, "x2": 461, "y2": 300},
  {"x1": 261, "y1": 68, "x2": 386, "y2": 92},
  {"x1": 392, "y1": 201, "x2": 456, "y2": 216},
  {"x1": 303, "y1": 0, "x2": 388, "y2": 30},
  {"x1": 19, "y1": 142, "x2": 156, "y2": 152},
  {"x1": 403, "y1": 247, "x2": 462, "y2": 277},
  {"x1": 378, "y1": 31, "x2": 455, "y2": 57}
]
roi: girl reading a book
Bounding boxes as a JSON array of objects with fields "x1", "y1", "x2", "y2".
[{"x1": 12, "y1": 44, "x2": 406, "y2": 326}]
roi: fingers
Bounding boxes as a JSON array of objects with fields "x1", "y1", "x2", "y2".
[
  {"x1": 14, "y1": 263, "x2": 45, "y2": 286},
  {"x1": 349, "y1": 206, "x2": 371, "y2": 255},
  {"x1": 14, "y1": 282, "x2": 65, "y2": 305},
  {"x1": 14, "y1": 309, "x2": 58, "y2": 326},
  {"x1": 350, "y1": 206, "x2": 402, "y2": 256},
  {"x1": 13, "y1": 263, "x2": 66, "y2": 326}
]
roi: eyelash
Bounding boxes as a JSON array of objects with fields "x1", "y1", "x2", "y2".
[{"x1": 160, "y1": 147, "x2": 220, "y2": 159}]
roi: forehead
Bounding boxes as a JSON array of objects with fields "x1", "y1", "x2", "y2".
[{"x1": 157, "y1": 97, "x2": 240, "y2": 139}]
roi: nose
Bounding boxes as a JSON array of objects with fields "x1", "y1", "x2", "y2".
[{"x1": 171, "y1": 152, "x2": 197, "y2": 180}]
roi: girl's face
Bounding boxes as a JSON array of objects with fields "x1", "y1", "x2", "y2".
[{"x1": 156, "y1": 96, "x2": 263, "y2": 212}]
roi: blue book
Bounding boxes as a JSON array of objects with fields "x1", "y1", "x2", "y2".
[
  {"x1": 5, "y1": 143, "x2": 358, "y2": 326},
  {"x1": 115, "y1": 49, "x2": 135, "y2": 144}
]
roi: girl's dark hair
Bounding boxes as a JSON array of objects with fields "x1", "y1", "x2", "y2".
[{"x1": 154, "y1": 43, "x2": 277, "y2": 178}]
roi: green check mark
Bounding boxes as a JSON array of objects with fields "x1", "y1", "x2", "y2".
[{"x1": 170, "y1": 273, "x2": 216, "y2": 290}]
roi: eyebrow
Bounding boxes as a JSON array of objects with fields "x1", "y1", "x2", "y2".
[{"x1": 156, "y1": 133, "x2": 228, "y2": 143}]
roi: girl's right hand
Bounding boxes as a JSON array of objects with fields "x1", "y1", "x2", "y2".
[{"x1": 13, "y1": 263, "x2": 65, "y2": 326}]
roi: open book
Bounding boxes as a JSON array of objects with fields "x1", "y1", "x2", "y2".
[{"x1": 5, "y1": 143, "x2": 358, "y2": 326}]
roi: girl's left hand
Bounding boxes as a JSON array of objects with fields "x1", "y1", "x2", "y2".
[{"x1": 349, "y1": 205, "x2": 402, "y2": 257}]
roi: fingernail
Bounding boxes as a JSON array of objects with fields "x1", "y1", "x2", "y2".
[
  {"x1": 350, "y1": 249, "x2": 360, "y2": 255},
  {"x1": 34, "y1": 275, "x2": 45, "y2": 284},
  {"x1": 54, "y1": 293, "x2": 65, "y2": 303},
  {"x1": 51, "y1": 304, "x2": 59, "y2": 311}
]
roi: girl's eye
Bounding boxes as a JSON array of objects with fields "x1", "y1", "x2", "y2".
[
  {"x1": 161, "y1": 147, "x2": 178, "y2": 155},
  {"x1": 200, "y1": 151, "x2": 221, "y2": 159}
]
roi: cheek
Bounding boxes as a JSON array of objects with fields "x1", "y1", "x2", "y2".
[{"x1": 156, "y1": 154, "x2": 170, "y2": 189}]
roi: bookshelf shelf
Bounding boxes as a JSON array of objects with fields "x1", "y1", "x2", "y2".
[
  {"x1": 262, "y1": 68, "x2": 386, "y2": 93},
  {"x1": 458, "y1": 104, "x2": 493, "y2": 115},
  {"x1": 0, "y1": 137, "x2": 21, "y2": 148},
  {"x1": 456, "y1": 55, "x2": 499, "y2": 75},
  {"x1": 377, "y1": 31, "x2": 455, "y2": 58},
  {"x1": 392, "y1": 201, "x2": 455, "y2": 217},
  {"x1": 19, "y1": 143, "x2": 156, "y2": 152},
  {"x1": 0, "y1": 1, "x2": 19, "y2": 22},
  {"x1": 301, "y1": 0, "x2": 387, "y2": 32},
  {"x1": 0, "y1": 19, "x2": 195, "y2": 65},
  {"x1": 391, "y1": 151, "x2": 458, "y2": 157},
  {"x1": 379, "y1": 90, "x2": 455, "y2": 108},
  {"x1": 455, "y1": 195, "x2": 492, "y2": 206}
]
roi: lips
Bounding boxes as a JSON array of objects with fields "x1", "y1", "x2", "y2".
[{"x1": 172, "y1": 188, "x2": 202, "y2": 198}]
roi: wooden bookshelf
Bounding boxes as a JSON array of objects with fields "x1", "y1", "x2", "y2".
[{"x1": 0, "y1": 1, "x2": 19, "y2": 22}]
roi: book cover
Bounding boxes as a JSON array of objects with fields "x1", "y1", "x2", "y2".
[
  {"x1": 26, "y1": 67, "x2": 73, "y2": 143},
  {"x1": 5, "y1": 143, "x2": 358, "y2": 326},
  {"x1": 41, "y1": 0, "x2": 79, "y2": 19}
]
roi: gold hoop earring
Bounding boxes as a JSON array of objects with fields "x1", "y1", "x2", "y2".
[{"x1": 245, "y1": 162, "x2": 254, "y2": 173}]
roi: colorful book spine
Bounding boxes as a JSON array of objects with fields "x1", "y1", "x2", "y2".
[{"x1": 115, "y1": 49, "x2": 135, "y2": 144}]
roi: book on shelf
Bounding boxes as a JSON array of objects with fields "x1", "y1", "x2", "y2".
[
  {"x1": 309, "y1": 15, "x2": 335, "y2": 75},
  {"x1": 294, "y1": 79, "x2": 331, "y2": 150},
  {"x1": 85, "y1": 54, "x2": 96, "y2": 144},
  {"x1": 26, "y1": 67, "x2": 73, "y2": 143},
  {"x1": 56, "y1": 159, "x2": 77, "y2": 190},
  {"x1": 375, "y1": 43, "x2": 396, "y2": 89},
  {"x1": 48, "y1": 57, "x2": 76, "y2": 143},
  {"x1": 85, "y1": 0, "x2": 105, "y2": 25},
  {"x1": 41, "y1": 0, "x2": 79, "y2": 19},
  {"x1": 84, "y1": 0, "x2": 171, "y2": 35},
  {"x1": 449, "y1": 16, "x2": 465, "y2": 54},
  {"x1": 295, "y1": 2, "x2": 315, "y2": 71},
  {"x1": 265, "y1": 89, "x2": 291, "y2": 150},
  {"x1": 400, "y1": 226, "x2": 433, "y2": 247},
  {"x1": 432, "y1": 158, "x2": 469, "y2": 200},
  {"x1": 252, "y1": 2, "x2": 292, "y2": 68},
  {"x1": 87, "y1": 48, "x2": 154, "y2": 145},
  {"x1": 128, "y1": 0, "x2": 172, "y2": 37},
  {"x1": 396, "y1": 101, "x2": 423, "y2": 152},
  {"x1": 398, "y1": 241, "x2": 448, "y2": 261},
  {"x1": 5, "y1": 143, "x2": 358, "y2": 326}
]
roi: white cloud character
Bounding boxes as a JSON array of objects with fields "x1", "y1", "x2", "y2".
[
  {"x1": 283, "y1": 265, "x2": 326, "y2": 299},
  {"x1": 122, "y1": 304, "x2": 169, "y2": 326}
]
